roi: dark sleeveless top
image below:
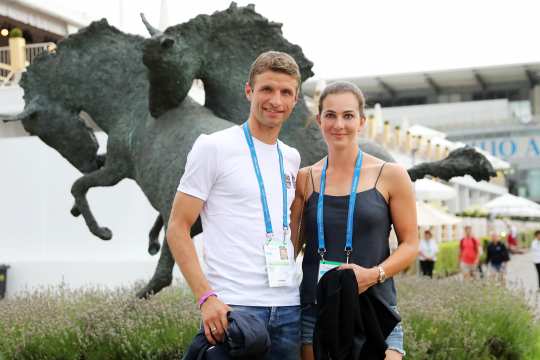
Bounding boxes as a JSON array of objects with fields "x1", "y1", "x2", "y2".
[{"x1": 300, "y1": 164, "x2": 397, "y2": 306}]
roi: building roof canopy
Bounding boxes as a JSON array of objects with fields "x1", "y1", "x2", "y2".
[{"x1": 304, "y1": 62, "x2": 540, "y2": 96}]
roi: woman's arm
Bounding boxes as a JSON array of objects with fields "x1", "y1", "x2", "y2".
[
  {"x1": 340, "y1": 163, "x2": 419, "y2": 293},
  {"x1": 291, "y1": 167, "x2": 310, "y2": 257},
  {"x1": 380, "y1": 163, "x2": 419, "y2": 277}
]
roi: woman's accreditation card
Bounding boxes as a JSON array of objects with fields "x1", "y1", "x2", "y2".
[{"x1": 318, "y1": 260, "x2": 343, "y2": 282}]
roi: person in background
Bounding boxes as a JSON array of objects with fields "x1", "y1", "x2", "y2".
[
  {"x1": 530, "y1": 230, "x2": 540, "y2": 291},
  {"x1": 485, "y1": 232, "x2": 510, "y2": 282},
  {"x1": 507, "y1": 224, "x2": 522, "y2": 254},
  {"x1": 418, "y1": 229, "x2": 438, "y2": 278},
  {"x1": 459, "y1": 225, "x2": 480, "y2": 280}
]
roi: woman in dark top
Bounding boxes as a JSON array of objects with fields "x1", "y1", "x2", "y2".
[{"x1": 291, "y1": 81, "x2": 419, "y2": 360}]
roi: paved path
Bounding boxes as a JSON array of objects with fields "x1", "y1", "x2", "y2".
[{"x1": 505, "y1": 251, "x2": 540, "y2": 313}]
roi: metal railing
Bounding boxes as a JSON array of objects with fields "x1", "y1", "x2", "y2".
[
  {"x1": 0, "y1": 46, "x2": 10, "y2": 80},
  {"x1": 0, "y1": 42, "x2": 55, "y2": 85}
]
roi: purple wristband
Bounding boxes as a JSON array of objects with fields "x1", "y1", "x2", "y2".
[{"x1": 198, "y1": 290, "x2": 217, "y2": 308}]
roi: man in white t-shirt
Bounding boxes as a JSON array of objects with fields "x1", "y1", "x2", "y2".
[{"x1": 167, "y1": 51, "x2": 302, "y2": 359}]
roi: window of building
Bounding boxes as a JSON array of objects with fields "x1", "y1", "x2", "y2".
[
  {"x1": 526, "y1": 169, "x2": 540, "y2": 201},
  {"x1": 367, "y1": 97, "x2": 426, "y2": 108},
  {"x1": 472, "y1": 89, "x2": 520, "y2": 101}
]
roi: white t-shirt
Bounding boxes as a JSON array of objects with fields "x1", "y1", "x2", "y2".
[
  {"x1": 178, "y1": 125, "x2": 301, "y2": 306},
  {"x1": 531, "y1": 239, "x2": 540, "y2": 264},
  {"x1": 419, "y1": 239, "x2": 438, "y2": 261}
]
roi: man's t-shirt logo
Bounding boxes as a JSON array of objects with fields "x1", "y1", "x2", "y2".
[{"x1": 285, "y1": 174, "x2": 296, "y2": 189}]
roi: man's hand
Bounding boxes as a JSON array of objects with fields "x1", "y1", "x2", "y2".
[
  {"x1": 201, "y1": 296, "x2": 231, "y2": 344},
  {"x1": 338, "y1": 264, "x2": 379, "y2": 294}
]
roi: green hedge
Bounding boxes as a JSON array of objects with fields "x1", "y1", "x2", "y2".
[
  {"x1": 433, "y1": 240, "x2": 460, "y2": 277},
  {"x1": 520, "y1": 229, "x2": 537, "y2": 249},
  {"x1": 398, "y1": 277, "x2": 540, "y2": 359},
  {"x1": 1, "y1": 278, "x2": 539, "y2": 359}
]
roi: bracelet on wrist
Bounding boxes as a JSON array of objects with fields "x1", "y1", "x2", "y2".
[{"x1": 197, "y1": 290, "x2": 217, "y2": 308}]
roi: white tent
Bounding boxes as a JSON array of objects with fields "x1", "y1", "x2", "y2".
[
  {"x1": 416, "y1": 201, "x2": 462, "y2": 227},
  {"x1": 483, "y1": 193, "x2": 540, "y2": 218},
  {"x1": 415, "y1": 178, "x2": 457, "y2": 201}
]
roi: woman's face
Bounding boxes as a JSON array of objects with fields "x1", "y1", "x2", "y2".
[{"x1": 317, "y1": 92, "x2": 365, "y2": 149}]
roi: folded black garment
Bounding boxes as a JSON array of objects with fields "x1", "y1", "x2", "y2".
[
  {"x1": 183, "y1": 310, "x2": 271, "y2": 360},
  {"x1": 314, "y1": 268, "x2": 400, "y2": 360}
]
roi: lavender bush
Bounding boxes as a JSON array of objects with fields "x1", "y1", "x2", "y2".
[
  {"x1": 1, "y1": 277, "x2": 539, "y2": 359},
  {"x1": 0, "y1": 283, "x2": 199, "y2": 359},
  {"x1": 397, "y1": 276, "x2": 540, "y2": 359}
]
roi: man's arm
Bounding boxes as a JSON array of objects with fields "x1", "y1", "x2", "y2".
[
  {"x1": 475, "y1": 238, "x2": 482, "y2": 265},
  {"x1": 485, "y1": 245, "x2": 491, "y2": 264},
  {"x1": 166, "y1": 192, "x2": 230, "y2": 344}
]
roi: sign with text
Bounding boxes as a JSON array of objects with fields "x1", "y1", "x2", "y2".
[{"x1": 468, "y1": 136, "x2": 540, "y2": 161}]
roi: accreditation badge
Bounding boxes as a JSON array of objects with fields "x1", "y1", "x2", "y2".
[
  {"x1": 264, "y1": 235, "x2": 294, "y2": 287},
  {"x1": 318, "y1": 260, "x2": 343, "y2": 282}
]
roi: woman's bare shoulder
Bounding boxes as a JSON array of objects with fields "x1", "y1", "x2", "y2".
[
  {"x1": 379, "y1": 163, "x2": 413, "y2": 198},
  {"x1": 382, "y1": 162, "x2": 411, "y2": 179},
  {"x1": 362, "y1": 152, "x2": 386, "y2": 167}
]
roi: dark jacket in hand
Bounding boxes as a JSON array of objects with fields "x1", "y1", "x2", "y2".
[
  {"x1": 183, "y1": 310, "x2": 271, "y2": 360},
  {"x1": 314, "y1": 268, "x2": 400, "y2": 360}
]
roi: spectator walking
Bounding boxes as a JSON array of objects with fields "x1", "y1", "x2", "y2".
[
  {"x1": 485, "y1": 232, "x2": 510, "y2": 282},
  {"x1": 460, "y1": 225, "x2": 480, "y2": 280},
  {"x1": 530, "y1": 230, "x2": 540, "y2": 291}
]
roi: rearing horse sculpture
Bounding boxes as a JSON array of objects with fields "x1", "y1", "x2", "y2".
[
  {"x1": 4, "y1": 3, "x2": 495, "y2": 298},
  {"x1": 5, "y1": 5, "x2": 327, "y2": 297}
]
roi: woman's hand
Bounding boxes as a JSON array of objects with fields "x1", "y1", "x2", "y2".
[{"x1": 338, "y1": 263, "x2": 379, "y2": 294}]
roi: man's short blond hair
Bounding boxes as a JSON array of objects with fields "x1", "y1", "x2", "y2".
[{"x1": 248, "y1": 51, "x2": 301, "y2": 90}]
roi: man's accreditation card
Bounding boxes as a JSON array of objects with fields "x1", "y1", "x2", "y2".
[
  {"x1": 264, "y1": 239, "x2": 294, "y2": 287},
  {"x1": 318, "y1": 260, "x2": 342, "y2": 282}
]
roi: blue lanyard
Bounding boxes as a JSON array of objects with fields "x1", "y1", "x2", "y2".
[
  {"x1": 242, "y1": 122, "x2": 288, "y2": 241},
  {"x1": 317, "y1": 149, "x2": 363, "y2": 262}
]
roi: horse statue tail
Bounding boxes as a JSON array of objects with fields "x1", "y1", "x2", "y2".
[{"x1": 1, "y1": 97, "x2": 41, "y2": 123}]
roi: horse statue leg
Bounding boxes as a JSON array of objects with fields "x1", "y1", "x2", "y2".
[
  {"x1": 148, "y1": 215, "x2": 163, "y2": 255},
  {"x1": 71, "y1": 153, "x2": 107, "y2": 218},
  {"x1": 136, "y1": 216, "x2": 203, "y2": 298},
  {"x1": 70, "y1": 156, "x2": 129, "y2": 240}
]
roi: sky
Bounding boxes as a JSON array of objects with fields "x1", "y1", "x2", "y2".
[{"x1": 23, "y1": 0, "x2": 540, "y2": 79}]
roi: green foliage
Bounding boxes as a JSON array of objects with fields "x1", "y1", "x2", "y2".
[
  {"x1": 433, "y1": 240, "x2": 460, "y2": 276},
  {"x1": 9, "y1": 28, "x2": 23, "y2": 38},
  {"x1": 2, "y1": 279, "x2": 540, "y2": 359},
  {"x1": 0, "y1": 284, "x2": 199, "y2": 359},
  {"x1": 397, "y1": 277, "x2": 540, "y2": 360},
  {"x1": 520, "y1": 229, "x2": 536, "y2": 249},
  {"x1": 456, "y1": 209, "x2": 488, "y2": 218}
]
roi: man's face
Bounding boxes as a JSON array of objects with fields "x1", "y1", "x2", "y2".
[
  {"x1": 465, "y1": 227, "x2": 472, "y2": 236},
  {"x1": 245, "y1": 71, "x2": 299, "y2": 129}
]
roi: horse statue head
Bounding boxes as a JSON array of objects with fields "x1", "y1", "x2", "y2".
[
  {"x1": 2, "y1": 96, "x2": 104, "y2": 174},
  {"x1": 3, "y1": 19, "x2": 148, "y2": 174},
  {"x1": 142, "y1": 2, "x2": 314, "y2": 123}
]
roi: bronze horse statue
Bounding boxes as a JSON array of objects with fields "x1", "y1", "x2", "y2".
[
  {"x1": 3, "y1": 5, "x2": 326, "y2": 297},
  {"x1": 3, "y1": 3, "x2": 495, "y2": 298}
]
